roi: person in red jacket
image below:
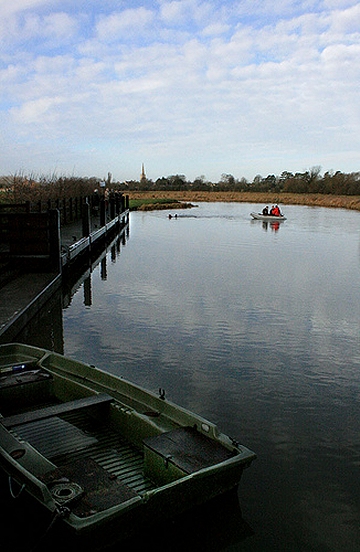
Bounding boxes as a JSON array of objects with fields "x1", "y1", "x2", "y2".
[{"x1": 273, "y1": 205, "x2": 281, "y2": 216}]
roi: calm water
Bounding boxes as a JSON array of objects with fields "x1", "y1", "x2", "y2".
[{"x1": 22, "y1": 203, "x2": 360, "y2": 550}]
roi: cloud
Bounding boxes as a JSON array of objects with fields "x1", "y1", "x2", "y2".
[
  {"x1": 0, "y1": 10, "x2": 78, "y2": 49},
  {"x1": 328, "y1": 2, "x2": 360, "y2": 33},
  {"x1": 96, "y1": 8, "x2": 154, "y2": 41},
  {"x1": 201, "y1": 22, "x2": 230, "y2": 37},
  {"x1": 0, "y1": 0, "x2": 50, "y2": 18},
  {"x1": 11, "y1": 95, "x2": 66, "y2": 125},
  {"x1": 159, "y1": 0, "x2": 206, "y2": 25}
]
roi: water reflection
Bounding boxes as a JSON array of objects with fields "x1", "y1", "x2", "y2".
[
  {"x1": 83, "y1": 275, "x2": 92, "y2": 307},
  {"x1": 14, "y1": 231, "x2": 128, "y2": 349},
  {"x1": 117, "y1": 491, "x2": 254, "y2": 552},
  {"x1": 250, "y1": 219, "x2": 284, "y2": 232},
  {"x1": 14, "y1": 287, "x2": 64, "y2": 352},
  {"x1": 100, "y1": 257, "x2": 107, "y2": 280},
  {"x1": 11, "y1": 203, "x2": 360, "y2": 551}
]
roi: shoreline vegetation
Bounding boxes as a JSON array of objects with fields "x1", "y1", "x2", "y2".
[
  {"x1": 127, "y1": 191, "x2": 360, "y2": 212},
  {"x1": 1, "y1": 175, "x2": 359, "y2": 212}
]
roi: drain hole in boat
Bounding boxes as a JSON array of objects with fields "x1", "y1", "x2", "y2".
[{"x1": 50, "y1": 482, "x2": 84, "y2": 504}]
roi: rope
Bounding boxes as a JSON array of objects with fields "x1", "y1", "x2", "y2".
[
  {"x1": 7, "y1": 477, "x2": 70, "y2": 552},
  {"x1": 8, "y1": 476, "x2": 25, "y2": 498},
  {"x1": 29, "y1": 506, "x2": 70, "y2": 552}
]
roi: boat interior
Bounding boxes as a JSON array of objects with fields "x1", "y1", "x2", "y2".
[{"x1": 0, "y1": 356, "x2": 238, "y2": 517}]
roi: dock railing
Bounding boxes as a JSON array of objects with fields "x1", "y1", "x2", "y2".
[{"x1": 0, "y1": 193, "x2": 129, "y2": 274}]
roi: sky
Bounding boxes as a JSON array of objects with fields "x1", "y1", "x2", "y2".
[{"x1": 1, "y1": 0, "x2": 360, "y2": 183}]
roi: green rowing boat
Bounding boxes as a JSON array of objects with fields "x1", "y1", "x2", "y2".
[{"x1": 0, "y1": 343, "x2": 255, "y2": 549}]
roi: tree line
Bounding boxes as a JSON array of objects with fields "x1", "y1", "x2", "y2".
[
  {"x1": 123, "y1": 167, "x2": 360, "y2": 195},
  {"x1": 1, "y1": 166, "x2": 360, "y2": 203}
]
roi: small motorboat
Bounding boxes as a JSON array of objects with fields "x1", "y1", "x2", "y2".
[
  {"x1": 0, "y1": 343, "x2": 256, "y2": 549},
  {"x1": 250, "y1": 212, "x2": 287, "y2": 221}
]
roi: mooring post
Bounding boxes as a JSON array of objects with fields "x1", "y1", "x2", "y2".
[
  {"x1": 63, "y1": 198, "x2": 67, "y2": 225},
  {"x1": 100, "y1": 198, "x2": 106, "y2": 227},
  {"x1": 110, "y1": 195, "x2": 116, "y2": 219},
  {"x1": 49, "y1": 209, "x2": 61, "y2": 274},
  {"x1": 115, "y1": 193, "x2": 121, "y2": 215},
  {"x1": 69, "y1": 197, "x2": 73, "y2": 221},
  {"x1": 82, "y1": 200, "x2": 91, "y2": 237}
]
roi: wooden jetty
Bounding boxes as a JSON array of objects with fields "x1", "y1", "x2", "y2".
[
  {"x1": 0, "y1": 193, "x2": 129, "y2": 342},
  {"x1": 60, "y1": 203, "x2": 129, "y2": 269}
]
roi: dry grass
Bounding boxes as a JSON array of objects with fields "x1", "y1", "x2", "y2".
[{"x1": 127, "y1": 191, "x2": 360, "y2": 211}]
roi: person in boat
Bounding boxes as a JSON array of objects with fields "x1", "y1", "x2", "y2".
[
  {"x1": 262, "y1": 206, "x2": 269, "y2": 215},
  {"x1": 273, "y1": 205, "x2": 282, "y2": 216},
  {"x1": 269, "y1": 205, "x2": 275, "y2": 215}
]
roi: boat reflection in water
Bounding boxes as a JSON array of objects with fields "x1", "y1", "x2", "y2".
[
  {"x1": 268, "y1": 221, "x2": 280, "y2": 232},
  {"x1": 119, "y1": 490, "x2": 255, "y2": 552},
  {"x1": 250, "y1": 219, "x2": 282, "y2": 232}
]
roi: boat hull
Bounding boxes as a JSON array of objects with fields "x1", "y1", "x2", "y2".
[
  {"x1": 0, "y1": 343, "x2": 255, "y2": 548},
  {"x1": 250, "y1": 212, "x2": 286, "y2": 221}
]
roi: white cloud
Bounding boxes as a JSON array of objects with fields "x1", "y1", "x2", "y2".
[
  {"x1": 0, "y1": 10, "x2": 78, "y2": 49},
  {"x1": 329, "y1": 3, "x2": 360, "y2": 33},
  {"x1": 159, "y1": 0, "x2": 216, "y2": 27},
  {"x1": 0, "y1": 0, "x2": 49, "y2": 18},
  {"x1": 321, "y1": 43, "x2": 360, "y2": 80},
  {"x1": 160, "y1": 0, "x2": 193, "y2": 25},
  {"x1": 11, "y1": 95, "x2": 66, "y2": 125},
  {"x1": 201, "y1": 22, "x2": 230, "y2": 37},
  {"x1": 323, "y1": 0, "x2": 358, "y2": 8},
  {"x1": 96, "y1": 8, "x2": 154, "y2": 41}
]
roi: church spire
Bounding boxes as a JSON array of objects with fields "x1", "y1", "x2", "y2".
[{"x1": 140, "y1": 163, "x2": 146, "y2": 182}]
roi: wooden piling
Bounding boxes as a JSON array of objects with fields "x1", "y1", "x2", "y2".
[{"x1": 82, "y1": 201, "x2": 91, "y2": 238}]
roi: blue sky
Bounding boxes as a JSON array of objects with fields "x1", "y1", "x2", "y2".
[{"x1": 1, "y1": 0, "x2": 360, "y2": 182}]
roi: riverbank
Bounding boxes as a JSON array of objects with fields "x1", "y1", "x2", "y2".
[{"x1": 127, "y1": 191, "x2": 360, "y2": 211}]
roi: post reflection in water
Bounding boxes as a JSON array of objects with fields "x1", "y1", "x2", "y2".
[
  {"x1": 83, "y1": 275, "x2": 92, "y2": 307},
  {"x1": 100, "y1": 257, "x2": 107, "y2": 280}
]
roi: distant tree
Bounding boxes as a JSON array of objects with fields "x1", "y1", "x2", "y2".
[
  {"x1": 263, "y1": 174, "x2": 277, "y2": 191},
  {"x1": 219, "y1": 173, "x2": 236, "y2": 190},
  {"x1": 251, "y1": 174, "x2": 262, "y2": 190},
  {"x1": 238, "y1": 177, "x2": 249, "y2": 191},
  {"x1": 155, "y1": 177, "x2": 169, "y2": 190},
  {"x1": 323, "y1": 170, "x2": 360, "y2": 195},
  {"x1": 309, "y1": 167, "x2": 322, "y2": 192},
  {"x1": 278, "y1": 171, "x2": 293, "y2": 191},
  {"x1": 168, "y1": 175, "x2": 188, "y2": 190},
  {"x1": 192, "y1": 176, "x2": 211, "y2": 190}
]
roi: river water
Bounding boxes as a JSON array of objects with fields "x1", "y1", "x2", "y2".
[{"x1": 21, "y1": 202, "x2": 360, "y2": 550}]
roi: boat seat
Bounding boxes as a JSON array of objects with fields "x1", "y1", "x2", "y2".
[
  {"x1": 0, "y1": 393, "x2": 113, "y2": 429},
  {"x1": 143, "y1": 426, "x2": 235, "y2": 482}
]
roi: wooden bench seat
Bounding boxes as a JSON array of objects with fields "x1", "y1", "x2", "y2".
[
  {"x1": 1, "y1": 393, "x2": 113, "y2": 429},
  {"x1": 143, "y1": 426, "x2": 235, "y2": 477}
]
